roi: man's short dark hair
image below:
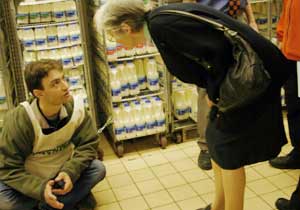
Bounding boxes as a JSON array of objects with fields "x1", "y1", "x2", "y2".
[{"x1": 24, "y1": 59, "x2": 63, "y2": 94}]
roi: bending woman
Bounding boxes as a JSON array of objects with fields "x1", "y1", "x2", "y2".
[{"x1": 95, "y1": 1, "x2": 294, "y2": 210}]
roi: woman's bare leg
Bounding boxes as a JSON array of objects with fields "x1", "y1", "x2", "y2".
[
  {"x1": 222, "y1": 166, "x2": 246, "y2": 210},
  {"x1": 211, "y1": 160, "x2": 225, "y2": 210}
]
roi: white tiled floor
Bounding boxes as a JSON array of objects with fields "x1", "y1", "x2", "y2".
[{"x1": 92, "y1": 133, "x2": 298, "y2": 210}]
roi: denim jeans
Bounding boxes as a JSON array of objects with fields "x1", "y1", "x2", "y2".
[
  {"x1": 196, "y1": 88, "x2": 210, "y2": 150},
  {"x1": 0, "y1": 159, "x2": 106, "y2": 210}
]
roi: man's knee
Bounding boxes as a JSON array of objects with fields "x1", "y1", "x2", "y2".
[
  {"x1": 0, "y1": 182, "x2": 36, "y2": 210},
  {"x1": 88, "y1": 159, "x2": 106, "y2": 183},
  {"x1": 0, "y1": 201, "x2": 35, "y2": 210}
]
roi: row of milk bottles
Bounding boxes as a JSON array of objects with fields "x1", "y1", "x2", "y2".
[
  {"x1": 23, "y1": 45, "x2": 84, "y2": 68},
  {"x1": 72, "y1": 87, "x2": 89, "y2": 108},
  {"x1": 0, "y1": 72, "x2": 8, "y2": 110},
  {"x1": 112, "y1": 97, "x2": 166, "y2": 139},
  {"x1": 65, "y1": 67, "x2": 84, "y2": 89},
  {"x1": 106, "y1": 39, "x2": 158, "y2": 62},
  {"x1": 109, "y1": 57, "x2": 160, "y2": 102},
  {"x1": 172, "y1": 80, "x2": 198, "y2": 120},
  {"x1": 17, "y1": 1, "x2": 77, "y2": 24},
  {"x1": 18, "y1": 23, "x2": 81, "y2": 50}
]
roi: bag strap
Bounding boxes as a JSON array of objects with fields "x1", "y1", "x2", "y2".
[{"x1": 157, "y1": 10, "x2": 238, "y2": 37}]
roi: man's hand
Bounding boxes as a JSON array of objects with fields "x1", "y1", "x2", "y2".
[
  {"x1": 52, "y1": 172, "x2": 73, "y2": 196},
  {"x1": 44, "y1": 180, "x2": 64, "y2": 209}
]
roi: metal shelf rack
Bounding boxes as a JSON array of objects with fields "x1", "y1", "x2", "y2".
[
  {"x1": 87, "y1": 2, "x2": 169, "y2": 157},
  {"x1": 17, "y1": 20, "x2": 79, "y2": 29},
  {"x1": 0, "y1": 2, "x2": 16, "y2": 130},
  {"x1": 20, "y1": 0, "x2": 69, "y2": 6}
]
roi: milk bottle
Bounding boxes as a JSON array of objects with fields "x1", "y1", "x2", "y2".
[
  {"x1": 37, "y1": 50, "x2": 48, "y2": 60},
  {"x1": 124, "y1": 47, "x2": 135, "y2": 57},
  {"x1": 68, "y1": 72, "x2": 82, "y2": 88},
  {"x1": 147, "y1": 42, "x2": 158, "y2": 53},
  {"x1": 60, "y1": 48, "x2": 74, "y2": 69},
  {"x1": 34, "y1": 27, "x2": 47, "y2": 50},
  {"x1": 68, "y1": 65, "x2": 81, "y2": 78},
  {"x1": 29, "y1": 4, "x2": 41, "y2": 23},
  {"x1": 69, "y1": 76, "x2": 81, "y2": 88},
  {"x1": 152, "y1": 96, "x2": 166, "y2": 132},
  {"x1": 132, "y1": 100, "x2": 146, "y2": 136},
  {"x1": 23, "y1": 28, "x2": 35, "y2": 50},
  {"x1": 126, "y1": 61, "x2": 139, "y2": 96},
  {"x1": 141, "y1": 99, "x2": 151, "y2": 133},
  {"x1": 48, "y1": 49, "x2": 60, "y2": 61},
  {"x1": 122, "y1": 102, "x2": 136, "y2": 138},
  {"x1": 52, "y1": 2, "x2": 66, "y2": 22},
  {"x1": 40, "y1": 3, "x2": 52, "y2": 22},
  {"x1": 116, "y1": 43, "x2": 126, "y2": 57},
  {"x1": 106, "y1": 39, "x2": 117, "y2": 62},
  {"x1": 69, "y1": 23, "x2": 81, "y2": 45},
  {"x1": 109, "y1": 64, "x2": 122, "y2": 102},
  {"x1": 72, "y1": 46, "x2": 84, "y2": 66},
  {"x1": 192, "y1": 88, "x2": 199, "y2": 114},
  {"x1": 46, "y1": 26, "x2": 58, "y2": 47},
  {"x1": 65, "y1": 1, "x2": 78, "y2": 21},
  {"x1": 17, "y1": 5, "x2": 29, "y2": 24},
  {"x1": 113, "y1": 104, "x2": 125, "y2": 140},
  {"x1": 57, "y1": 24, "x2": 70, "y2": 47},
  {"x1": 135, "y1": 43, "x2": 145, "y2": 55},
  {"x1": 0, "y1": 73, "x2": 7, "y2": 109},
  {"x1": 17, "y1": 30, "x2": 24, "y2": 42},
  {"x1": 117, "y1": 61, "x2": 129, "y2": 97},
  {"x1": 146, "y1": 58, "x2": 159, "y2": 91},
  {"x1": 23, "y1": 51, "x2": 37, "y2": 64},
  {"x1": 149, "y1": 98, "x2": 158, "y2": 132},
  {"x1": 78, "y1": 88, "x2": 89, "y2": 108},
  {"x1": 142, "y1": 99, "x2": 156, "y2": 133},
  {"x1": 173, "y1": 90, "x2": 189, "y2": 120},
  {"x1": 184, "y1": 88, "x2": 192, "y2": 115},
  {"x1": 134, "y1": 59, "x2": 147, "y2": 90}
]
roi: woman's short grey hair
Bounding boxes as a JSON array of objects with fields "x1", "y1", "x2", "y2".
[{"x1": 94, "y1": 0, "x2": 146, "y2": 33}]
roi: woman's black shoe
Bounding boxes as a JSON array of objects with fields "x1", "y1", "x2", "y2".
[
  {"x1": 275, "y1": 198, "x2": 296, "y2": 210},
  {"x1": 196, "y1": 204, "x2": 211, "y2": 210}
]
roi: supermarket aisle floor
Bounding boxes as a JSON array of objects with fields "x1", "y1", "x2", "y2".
[{"x1": 93, "y1": 128, "x2": 298, "y2": 210}]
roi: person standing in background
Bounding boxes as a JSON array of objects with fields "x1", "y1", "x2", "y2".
[
  {"x1": 183, "y1": 0, "x2": 258, "y2": 170},
  {"x1": 269, "y1": 0, "x2": 300, "y2": 170},
  {"x1": 183, "y1": 0, "x2": 258, "y2": 31},
  {"x1": 272, "y1": 0, "x2": 300, "y2": 209}
]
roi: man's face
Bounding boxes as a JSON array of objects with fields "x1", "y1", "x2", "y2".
[{"x1": 36, "y1": 69, "x2": 71, "y2": 106}]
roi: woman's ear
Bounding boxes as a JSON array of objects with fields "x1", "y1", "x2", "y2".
[{"x1": 120, "y1": 22, "x2": 132, "y2": 34}]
